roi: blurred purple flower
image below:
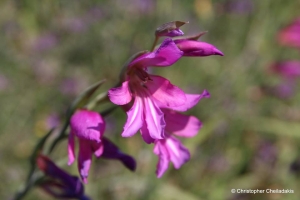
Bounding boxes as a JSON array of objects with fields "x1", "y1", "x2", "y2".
[
  {"x1": 278, "y1": 17, "x2": 300, "y2": 49},
  {"x1": 254, "y1": 141, "x2": 277, "y2": 167},
  {"x1": 33, "y1": 33, "x2": 58, "y2": 52},
  {"x1": 46, "y1": 113, "x2": 60, "y2": 129},
  {"x1": 68, "y1": 109, "x2": 135, "y2": 183},
  {"x1": 60, "y1": 78, "x2": 80, "y2": 96},
  {"x1": 225, "y1": 0, "x2": 254, "y2": 14},
  {"x1": 265, "y1": 61, "x2": 300, "y2": 99},
  {"x1": 270, "y1": 61, "x2": 300, "y2": 79},
  {"x1": 37, "y1": 154, "x2": 89, "y2": 200}
]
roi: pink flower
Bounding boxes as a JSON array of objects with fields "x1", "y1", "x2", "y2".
[
  {"x1": 174, "y1": 39, "x2": 224, "y2": 57},
  {"x1": 108, "y1": 38, "x2": 207, "y2": 143},
  {"x1": 37, "y1": 154, "x2": 88, "y2": 199},
  {"x1": 278, "y1": 18, "x2": 300, "y2": 49},
  {"x1": 153, "y1": 108, "x2": 207, "y2": 178},
  {"x1": 270, "y1": 61, "x2": 300, "y2": 79},
  {"x1": 68, "y1": 109, "x2": 135, "y2": 183}
]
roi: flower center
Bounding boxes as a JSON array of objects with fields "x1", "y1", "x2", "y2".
[{"x1": 127, "y1": 67, "x2": 152, "y2": 94}]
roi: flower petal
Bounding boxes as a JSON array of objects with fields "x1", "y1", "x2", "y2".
[
  {"x1": 166, "y1": 136, "x2": 190, "y2": 169},
  {"x1": 70, "y1": 109, "x2": 105, "y2": 142},
  {"x1": 143, "y1": 97, "x2": 166, "y2": 140},
  {"x1": 147, "y1": 75, "x2": 187, "y2": 108},
  {"x1": 68, "y1": 132, "x2": 76, "y2": 165},
  {"x1": 102, "y1": 138, "x2": 136, "y2": 171},
  {"x1": 140, "y1": 123, "x2": 155, "y2": 144},
  {"x1": 153, "y1": 140, "x2": 170, "y2": 178},
  {"x1": 122, "y1": 97, "x2": 144, "y2": 137},
  {"x1": 91, "y1": 141, "x2": 104, "y2": 157},
  {"x1": 169, "y1": 90, "x2": 210, "y2": 112},
  {"x1": 128, "y1": 38, "x2": 183, "y2": 68},
  {"x1": 108, "y1": 81, "x2": 132, "y2": 105},
  {"x1": 78, "y1": 139, "x2": 93, "y2": 183},
  {"x1": 175, "y1": 40, "x2": 224, "y2": 56},
  {"x1": 163, "y1": 109, "x2": 202, "y2": 137}
]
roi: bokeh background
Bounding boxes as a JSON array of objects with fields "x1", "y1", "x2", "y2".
[{"x1": 1, "y1": 0, "x2": 300, "y2": 200}]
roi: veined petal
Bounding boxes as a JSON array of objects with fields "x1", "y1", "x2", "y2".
[
  {"x1": 147, "y1": 75, "x2": 187, "y2": 108},
  {"x1": 163, "y1": 109, "x2": 202, "y2": 137},
  {"x1": 143, "y1": 97, "x2": 166, "y2": 140},
  {"x1": 166, "y1": 136, "x2": 190, "y2": 169},
  {"x1": 153, "y1": 140, "x2": 170, "y2": 178},
  {"x1": 108, "y1": 81, "x2": 132, "y2": 105},
  {"x1": 122, "y1": 97, "x2": 144, "y2": 137},
  {"x1": 78, "y1": 139, "x2": 93, "y2": 184},
  {"x1": 68, "y1": 132, "x2": 76, "y2": 165},
  {"x1": 128, "y1": 38, "x2": 183, "y2": 68},
  {"x1": 169, "y1": 90, "x2": 210, "y2": 112}
]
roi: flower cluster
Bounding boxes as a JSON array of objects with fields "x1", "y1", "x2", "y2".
[
  {"x1": 266, "y1": 17, "x2": 300, "y2": 98},
  {"x1": 107, "y1": 21, "x2": 223, "y2": 177},
  {"x1": 35, "y1": 22, "x2": 223, "y2": 195}
]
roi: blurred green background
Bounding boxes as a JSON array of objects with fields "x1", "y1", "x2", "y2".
[{"x1": 1, "y1": 0, "x2": 300, "y2": 200}]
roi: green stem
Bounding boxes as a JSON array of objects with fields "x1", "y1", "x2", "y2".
[{"x1": 150, "y1": 36, "x2": 159, "y2": 51}]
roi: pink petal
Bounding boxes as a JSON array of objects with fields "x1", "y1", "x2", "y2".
[
  {"x1": 140, "y1": 124, "x2": 155, "y2": 144},
  {"x1": 68, "y1": 132, "x2": 76, "y2": 165},
  {"x1": 166, "y1": 136, "x2": 190, "y2": 169},
  {"x1": 175, "y1": 40, "x2": 224, "y2": 56},
  {"x1": 70, "y1": 109, "x2": 105, "y2": 142},
  {"x1": 143, "y1": 97, "x2": 166, "y2": 140},
  {"x1": 108, "y1": 81, "x2": 132, "y2": 105},
  {"x1": 122, "y1": 97, "x2": 144, "y2": 137},
  {"x1": 78, "y1": 139, "x2": 93, "y2": 184},
  {"x1": 153, "y1": 140, "x2": 170, "y2": 178},
  {"x1": 163, "y1": 109, "x2": 202, "y2": 137},
  {"x1": 169, "y1": 90, "x2": 210, "y2": 112},
  {"x1": 91, "y1": 141, "x2": 104, "y2": 157},
  {"x1": 147, "y1": 75, "x2": 187, "y2": 108},
  {"x1": 128, "y1": 38, "x2": 183, "y2": 68}
]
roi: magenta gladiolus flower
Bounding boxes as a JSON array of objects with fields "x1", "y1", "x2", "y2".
[
  {"x1": 153, "y1": 108, "x2": 206, "y2": 177},
  {"x1": 68, "y1": 109, "x2": 135, "y2": 183},
  {"x1": 278, "y1": 18, "x2": 300, "y2": 49},
  {"x1": 37, "y1": 154, "x2": 89, "y2": 200},
  {"x1": 108, "y1": 38, "x2": 210, "y2": 143},
  {"x1": 174, "y1": 39, "x2": 224, "y2": 57}
]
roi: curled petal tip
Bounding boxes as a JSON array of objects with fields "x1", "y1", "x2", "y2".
[{"x1": 214, "y1": 48, "x2": 224, "y2": 56}]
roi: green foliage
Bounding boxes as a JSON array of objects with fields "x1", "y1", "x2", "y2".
[{"x1": 1, "y1": 0, "x2": 300, "y2": 200}]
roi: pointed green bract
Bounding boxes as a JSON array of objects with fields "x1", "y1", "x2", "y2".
[
  {"x1": 67, "y1": 79, "x2": 106, "y2": 117},
  {"x1": 175, "y1": 31, "x2": 208, "y2": 41},
  {"x1": 155, "y1": 21, "x2": 188, "y2": 37}
]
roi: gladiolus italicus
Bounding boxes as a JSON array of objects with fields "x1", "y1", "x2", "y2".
[
  {"x1": 68, "y1": 109, "x2": 135, "y2": 183},
  {"x1": 108, "y1": 38, "x2": 210, "y2": 143},
  {"x1": 37, "y1": 154, "x2": 89, "y2": 200}
]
